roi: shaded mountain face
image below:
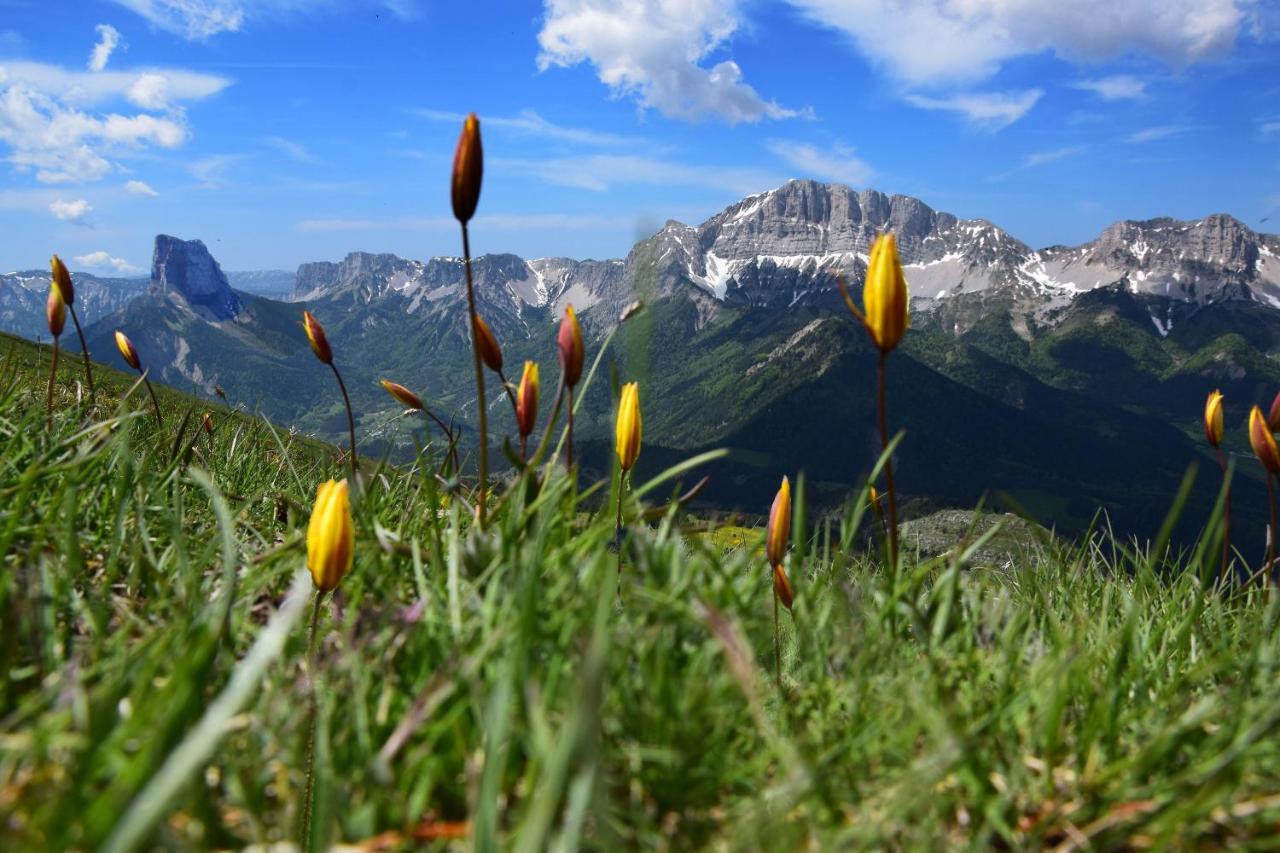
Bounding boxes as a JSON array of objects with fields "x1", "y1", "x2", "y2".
[
  {"x1": 0, "y1": 269, "x2": 147, "y2": 340},
  {"x1": 64, "y1": 186, "x2": 1280, "y2": 542},
  {"x1": 151, "y1": 235, "x2": 244, "y2": 321}
]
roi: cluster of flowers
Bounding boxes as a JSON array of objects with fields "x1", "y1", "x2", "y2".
[{"x1": 1205, "y1": 390, "x2": 1280, "y2": 580}]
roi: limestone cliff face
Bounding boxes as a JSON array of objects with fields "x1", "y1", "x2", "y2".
[{"x1": 151, "y1": 234, "x2": 243, "y2": 321}]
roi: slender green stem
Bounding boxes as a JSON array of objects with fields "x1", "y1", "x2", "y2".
[
  {"x1": 46, "y1": 338, "x2": 59, "y2": 432},
  {"x1": 141, "y1": 372, "x2": 164, "y2": 429},
  {"x1": 423, "y1": 408, "x2": 459, "y2": 474},
  {"x1": 876, "y1": 352, "x2": 900, "y2": 569},
  {"x1": 1216, "y1": 447, "x2": 1231, "y2": 586},
  {"x1": 773, "y1": 584, "x2": 781, "y2": 691},
  {"x1": 566, "y1": 386, "x2": 574, "y2": 470},
  {"x1": 1266, "y1": 473, "x2": 1277, "y2": 585},
  {"x1": 527, "y1": 379, "x2": 564, "y2": 474},
  {"x1": 68, "y1": 304, "x2": 95, "y2": 400},
  {"x1": 300, "y1": 591, "x2": 324, "y2": 852},
  {"x1": 460, "y1": 223, "x2": 487, "y2": 526},
  {"x1": 329, "y1": 363, "x2": 357, "y2": 483},
  {"x1": 615, "y1": 470, "x2": 626, "y2": 580},
  {"x1": 497, "y1": 367, "x2": 517, "y2": 413},
  {"x1": 519, "y1": 434, "x2": 528, "y2": 463}
]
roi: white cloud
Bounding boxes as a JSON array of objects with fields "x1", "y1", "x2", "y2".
[
  {"x1": 49, "y1": 198, "x2": 92, "y2": 222},
  {"x1": 89, "y1": 25, "x2": 123, "y2": 72},
  {"x1": 1128, "y1": 124, "x2": 1188, "y2": 142},
  {"x1": 112, "y1": 0, "x2": 246, "y2": 39},
  {"x1": 411, "y1": 107, "x2": 643, "y2": 146},
  {"x1": 263, "y1": 135, "x2": 319, "y2": 163},
  {"x1": 188, "y1": 153, "x2": 242, "y2": 188},
  {"x1": 765, "y1": 140, "x2": 873, "y2": 186},
  {"x1": 1073, "y1": 74, "x2": 1147, "y2": 101},
  {"x1": 1261, "y1": 121, "x2": 1280, "y2": 136},
  {"x1": 125, "y1": 179, "x2": 158, "y2": 196},
  {"x1": 536, "y1": 0, "x2": 798, "y2": 124},
  {"x1": 74, "y1": 251, "x2": 140, "y2": 273},
  {"x1": 992, "y1": 145, "x2": 1086, "y2": 179},
  {"x1": 493, "y1": 153, "x2": 782, "y2": 195},
  {"x1": 905, "y1": 89, "x2": 1043, "y2": 130},
  {"x1": 786, "y1": 0, "x2": 1248, "y2": 87},
  {"x1": 0, "y1": 57, "x2": 228, "y2": 183}
]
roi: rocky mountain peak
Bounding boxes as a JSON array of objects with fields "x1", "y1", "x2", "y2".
[{"x1": 151, "y1": 235, "x2": 243, "y2": 321}]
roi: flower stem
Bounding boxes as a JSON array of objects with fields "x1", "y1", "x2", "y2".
[
  {"x1": 1267, "y1": 472, "x2": 1277, "y2": 585},
  {"x1": 566, "y1": 386, "x2": 575, "y2": 469},
  {"x1": 300, "y1": 591, "x2": 324, "y2": 852},
  {"x1": 423, "y1": 408, "x2": 459, "y2": 474},
  {"x1": 1217, "y1": 447, "x2": 1231, "y2": 585},
  {"x1": 615, "y1": 470, "x2": 626, "y2": 580},
  {"x1": 460, "y1": 223, "x2": 487, "y2": 526},
  {"x1": 773, "y1": 585, "x2": 781, "y2": 691},
  {"x1": 46, "y1": 337, "x2": 60, "y2": 432},
  {"x1": 142, "y1": 371, "x2": 164, "y2": 429},
  {"x1": 876, "y1": 352, "x2": 900, "y2": 569},
  {"x1": 68, "y1": 304, "x2": 95, "y2": 400},
  {"x1": 329, "y1": 363, "x2": 357, "y2": 483}
]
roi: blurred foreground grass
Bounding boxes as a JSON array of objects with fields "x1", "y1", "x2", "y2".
[{"x1": 3, "y1": 331, "x2": 1280, "y2": 849}]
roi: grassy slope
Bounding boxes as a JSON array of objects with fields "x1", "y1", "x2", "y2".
[{"x1": 3, "y1": 330, "x2": 1280, "y2": 849}]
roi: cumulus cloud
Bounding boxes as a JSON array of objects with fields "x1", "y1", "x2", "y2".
[
  {"x1": 125, "y1": 179, "x2": 158, "y2": 196},
  {"x1": 89, "y1": 24, "x2": 123, "y2": 72},
  {"x1": 74, "y1": 250, "x2": 139, "y2": 273},
  {"x1": 786, "y1": 0, "x2": 1249, "y2": 87},
  {"x1": 49, "y1": 198, "x2": 93, "y2": 222},
  {"x1": 0, "y1": 57, "x2": 229, "y2": 183},
  {"x1": 1073, "y1": 74, "x2": 1147, "y2": 101},
  {"x1": 765, "y1": 140, "x2": 873, "y2": 186},
  {"x1": 537, "y1": 0, "x2": 798, "y2": 124},
  {"x1": 905, "y1": 89, "x2": 1044, "y2": 130}
]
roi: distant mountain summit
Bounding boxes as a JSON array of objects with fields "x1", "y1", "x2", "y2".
[{"x1": 151, "y1": 234, "x2": 244, "y2": 321}]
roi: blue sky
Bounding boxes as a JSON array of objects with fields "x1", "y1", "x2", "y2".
[{"x1": 1, "y1": 0, "x2": 1278, "y2": 274}]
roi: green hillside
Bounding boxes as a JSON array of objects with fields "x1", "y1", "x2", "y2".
[{"x1": 5, "y1": 328, "x2": 1280, "y2": 848}]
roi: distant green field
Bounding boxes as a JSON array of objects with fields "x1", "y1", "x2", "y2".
[{"x1": 3, "y1": 330, "x2": 1280, "y2": 849}]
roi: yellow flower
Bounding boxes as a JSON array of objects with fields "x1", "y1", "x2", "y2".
[
  {"x1": 451, "y1": 113, "x2": 483, "y2": 224},
  {"x1": 303, "y1": 311, "x2": 332, "y2": 365},
  {"x1": 114, "y1": 330, "x2": 141, "y2": 371},
  {"x1": 766, "y1": 476, "x2": 791, "y2": 569},
  {"x1": 615, "y1": 381, "x2": 641, "y2": 472},
  {"x1": 1250, "y1": 406, "x2": 1280, "y2": 475},
  {"x1": 47, "y1": 285, "x2": 67, "y2": 337},
  {"x1": 1204, "y1": 390, "x2": 1224, "y2": 448},
  {"x1": 307, "y1": 479, "x2": 354, "y2": 593},
  {"x1": 516, "y1": 360, "x2": 539, "y2": 438},
  {"x1": 50, "y1": 254, "x2": 74, "y2": 305},
  {"x1": 472, "y1": 313, "x2": 503, "y2": 372},
  {"x1": 845, "y1": 233, "x2": 909, "y2": 354},
  {"x1": 558, "y1": 304, "x2": 584, "y2": 388},
  {"x1": 380, "y1": 379, "x2": 423, "y2": 411}
]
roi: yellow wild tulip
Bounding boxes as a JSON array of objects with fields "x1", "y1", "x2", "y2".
[
  {"x1": 766, "y1": 476, "x2": 791, "y2": 570},
  {"x1": 451, "y1": 113, "x2": 483, "y2": 224},
  {"x1": 472, "y1": 313, "x2": 503, "y2": 372},
  {"x1": 861, "y1": 233, "x2": 909, "y2": 353},
  {"x1": 1250, "y1": 406, "x2": 1280, "y2": 475},
  {"x1": 50, "y1": 254, "x2": 75, "y2": 305},
  {"x1": 380, "y1": 379, "x2": 423, "y2": 411},
  {"x1": 615, "y1": 382, "x2": 641, "y2": 472},
  {"x1": 115, "y1": 330, "x2": 141, "y2": 371},
  {"x1": 1204, "y1": 390, "x2": 1224, "y2": 448},
  {"x1": 516, "y1": 360, "x2": 539, "y2": 439},
  {"x1": 47, "y1": 285, "x2": 66, "y2": 337},
  {"x1": 558, "y1": 304, "x2": 584, "y2": 388},
  {"x1": 306, "y1": 479, "x2": 354, "y2": 593},
  {"x1": 303, "y1": 311, "x2": 333, "y2": 365},
  {"x1": 1268, "y1": 391, "x2": 1280, "y2": 433}
]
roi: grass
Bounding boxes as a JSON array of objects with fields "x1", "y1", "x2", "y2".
[{"x1": 4, "y1": 331, "x2": 1280, "y2": 849}]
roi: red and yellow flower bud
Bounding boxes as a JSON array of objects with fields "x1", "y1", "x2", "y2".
[
  {"x1": 1204, "y1": 390, "x2": 1225, "y2": 448},
  {"x1": 773, "y1": 565, "x2": 794, "y2": 611},
  {"x1": 1268, "y1": 391, "x2": 1280, "y2": 433},
  {"x1": 615, "y1": 381, "x2": 641, "y2": 472},
  {"x1": 306, "y1": 478, "x2": 354, "y2": 593},
  {"x1": 1250, "y1": 405, "x2": 1280, "y2": 475},
  {"x1": 303, "y1": 311, "x2": 332, "y2": 365},
  {"x1": 515, "y1": 360, "x2": 539, "y2": 438},
  {"x1": 380, "y1": 379, "x2": 423, "y2": 411},
  {"x1": 855, "y1": 233, "x2": 910, "y2": 354},
  {"x1": 472, "y1": 313, "x2": 503, "y2": 372},
  {"x1": 50, "y1": 254, "x2": 74, "y2": 305},
  {"x1": 766, "y1": 476, "x2": 791, "y2": 569},
  {"x1": 451, "y1": 113, "x2": 483, "y2": 224},
  {"x1": 202, "y1": 412, "x2": 214, "y2": 434},
  {"x1": 114, "y1": 330, "x2": 141, "y2": 371},
  {"x1": 558, "y1": 304, "x2": 584, "y2": 388},
  {"x1": 47, "y1": 285, "x2": 67, "y2": 337}
]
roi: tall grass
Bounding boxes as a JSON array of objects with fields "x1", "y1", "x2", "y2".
[{"x1": 4, "y1": 333, "x2": 1280, "y2": 849}]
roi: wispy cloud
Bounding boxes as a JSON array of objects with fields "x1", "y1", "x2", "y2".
[
  {"x1": 112, "y1": 0, "x2": 420, "y2": 40},
  {"x1": 1261, "y1": 120, "x2": 1280, "y2": 136},
  {"x1": 88, "y1": 25, "x2": 123, "y2": 72},
  {"x1": 263, "y1": 135, "x2": 320, "y2": 164},
  {"x1": 766, "y1": 140, "x2": 873, "y2": 186},
  {"x1": 905, "y1": 89, "x2": 1043, "y2": 130},
  {"x1": 74, "y1": 250, "x2": 139, "y2": 273},
  {"x1": 125, "y1": 179, "x2": 159, "y2": 197},
  {"x1": 188, "y1": 154, "x2": 244, "y2": 188},
  {"x1": 992, "y1": 146, "x2": 1086, "y2": 180},
  {"x1": 1127, "y1": 124, "x2": 1189, "y2": 143},
  {"x1": 410, "y1": 108, "x2": 645, "y2": 147},
  {"x1": 1072, "y1": 75, "x2": 1147, "y2": 101},
  {"x1": 49, "y1": 198, "x2": 93, "y2": 223},
  {"x1": 492, "y1": 153, "x2": 783, "y2": 196}
]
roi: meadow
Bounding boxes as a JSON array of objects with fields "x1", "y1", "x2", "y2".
[{"x1": 6, "y1": 115, "x2": 1280, "y2": 851}]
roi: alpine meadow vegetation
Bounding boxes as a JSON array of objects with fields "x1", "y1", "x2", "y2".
[{"x1": 7, "y1": 113, "x2": 1280, "y2": 850}]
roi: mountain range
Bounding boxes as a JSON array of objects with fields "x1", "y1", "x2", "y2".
[{"x1": 7, "y1": 179, "x2": 1278, "y2": 541}]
